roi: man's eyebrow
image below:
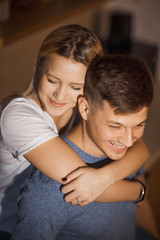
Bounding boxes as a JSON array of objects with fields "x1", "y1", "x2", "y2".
[
  {"x1": 105, "y1": 119, "x2": 148, "y2": 126},
  {"x1": 105, "y1": 121, "x2": 124, "y2": 126},
  {"x1": 137, "y1": 119, "x2": 148, "y2": 125}
]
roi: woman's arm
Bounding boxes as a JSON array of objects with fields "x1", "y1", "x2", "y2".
[
  {"x1": 61, "y1": 138, "x2": 149, "y2": 203},
  {"x1": 64, "y1": 179, "x2": 142, "y2": 205},
  {"x1": 95, "y1": 179, "x2": 141, "y2": 203},
  {"x1": 25, "y1": 137, "x2": 149, "y2": 204},
  {"x1": 26, "y1": 137, "x2": 145, "y2": 206},
  {"x1": 24, "y1": 136, "x2": 86, "y2": 184}
]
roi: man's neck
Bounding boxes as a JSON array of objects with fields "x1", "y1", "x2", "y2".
[
  {"x1": 67, "y1": 123, "x2": 105, "y2": 158},
  {"x1": 67, "y1": 123, "x2": 83, "y2": 149}
]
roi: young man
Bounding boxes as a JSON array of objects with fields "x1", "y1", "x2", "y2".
[{"x1": 12, "y1": 54, "x2": 156, "y2": 240}]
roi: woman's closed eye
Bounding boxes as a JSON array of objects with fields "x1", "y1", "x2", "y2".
[
  {"x1": 71, "y1": 86, "x2": 82, "y2": 91},
  {"x1": 70, "y1": 84, "x2": 84, "y2": 91},
  {"x1": 47, "y1": 78, "x2": 58, "y2": 84}
]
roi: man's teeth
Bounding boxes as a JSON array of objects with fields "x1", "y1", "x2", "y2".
[{"x1": 113, "y1": 143, "x2": 125, "y2": 149}]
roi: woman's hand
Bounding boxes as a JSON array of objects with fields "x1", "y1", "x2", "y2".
[{"x1": 61, "y1": 166, "x2": 114, "y2": 206}]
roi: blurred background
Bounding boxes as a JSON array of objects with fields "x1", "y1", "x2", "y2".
[{"x1": 0, "y1": 0, "x2": 160, "y2": 233}]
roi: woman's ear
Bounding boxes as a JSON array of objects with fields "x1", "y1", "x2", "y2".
[{"x1": 78, "y1": 96, "x2": 89, "y2": 120}]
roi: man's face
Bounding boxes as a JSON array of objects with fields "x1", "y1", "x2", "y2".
[{"x1": 83, "y1": 101, "x2": 148, "y2": 160}]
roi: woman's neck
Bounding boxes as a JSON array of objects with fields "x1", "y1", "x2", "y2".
[
  {"x1": 32, "y1": 97, "x2": 73, "y2": 133},
  {"x1": 53, "y1": 109, "x2": 73, "y2": 132}
]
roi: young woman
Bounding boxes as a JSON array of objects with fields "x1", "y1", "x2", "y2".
[{"x1": 0, "y1": 24, "x2": 149, "y2": 238}]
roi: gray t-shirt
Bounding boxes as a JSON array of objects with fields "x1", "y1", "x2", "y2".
[
  {"x1": 0, "y1": 97, "x2": 58, "y2": 233},
  {"x1": 12, "y1": 134, "x2": 138, "y2": 240}
]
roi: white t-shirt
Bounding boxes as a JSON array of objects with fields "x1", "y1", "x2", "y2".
[{"x1": 0, "y1": 97, "x2": 58, "y2": 233}]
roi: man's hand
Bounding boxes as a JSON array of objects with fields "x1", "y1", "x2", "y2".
[{"x1": 61, "y1": 166, "x2": 113, "y2": 206}]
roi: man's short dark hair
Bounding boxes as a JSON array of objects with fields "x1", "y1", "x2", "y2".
[{"x1": 84, "y1": 54, "x2": 154, "y2": 114}]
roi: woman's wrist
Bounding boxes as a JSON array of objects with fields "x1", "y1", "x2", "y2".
[
  {"x1": 98, "y1": 164, "x2": 116, "y2": 190},
  {"x1": 133, "y1": 179, "x2": 147, "y2": 204}
]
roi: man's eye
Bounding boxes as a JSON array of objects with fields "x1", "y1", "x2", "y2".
[
  {"x1": 137, "y1": 123, "x2": 145, "y2": 128},
  {"x1": 109, "y1": 125, "x2": 120, "y2": 129}
]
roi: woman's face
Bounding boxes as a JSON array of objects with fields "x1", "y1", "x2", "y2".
[{"x1": 38, "y1": 54, "x2": 87, "y2": 118}]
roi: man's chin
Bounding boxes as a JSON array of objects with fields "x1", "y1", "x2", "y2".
[{"x1": 108, "y1": 149, "x2": 127, "y2": 160}]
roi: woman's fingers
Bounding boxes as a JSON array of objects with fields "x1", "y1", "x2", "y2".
[
  {"x1": 71, "y1": 200, "x2": 89, "y2": 206},
  {"x1": 64, "y1": 190, "x2": 78, "y2": 203},
  {"x1": 61, "y1": 167, "x2": 88, "y2": 195},
  {"x1": 64, "y1": 192, "x2": 90, "y2": 207},
  {"x1": 62, "y1": 166, "x2": 87, "y2": 184},
  {"x1": 61, "y1": 166, "x2": 109, "y2": 204},
  {"x1": 79, "y1": 200, "x2": 89, "y2": 206},
  {"x1": 61, "y1": 179, "x2": 77, "y2": 195}
]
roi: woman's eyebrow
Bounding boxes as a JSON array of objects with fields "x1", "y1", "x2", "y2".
[
  {"x1": 70, "y1": 82, "x2": 84, "y2": 86},
  {"x1": 46, "y1": 72, "x2": 84, "y2": 85},
  {"x1": 45, "y1": 72, "x2": 60, "y2": 81}
]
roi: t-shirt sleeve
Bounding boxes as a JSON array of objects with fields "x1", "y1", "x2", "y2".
[{"x1": 1, "y1": 100, "x2": 58, "y2": 160}]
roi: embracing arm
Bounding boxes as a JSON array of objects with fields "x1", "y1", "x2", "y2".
[
  {"x1": 63, "y1": 177, "x2": 144, "y2": 205},
  {"x1": 95, "y1": 178, "x2": 142, "y2": 203},
  {"x1": 62, "y1": 138, "x2": 149, "y2": 204},
  {"x1": 24, "y1": 136, "x2": 86, "y2": 184},
  {"x1": 25, "y1": 136, "x2": 149, "y2": 205},
  {"x1": 25, "y1": 138, "x2": 143, "y2": 206}
]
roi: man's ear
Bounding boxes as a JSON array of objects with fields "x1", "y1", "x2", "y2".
[{"x1": 78, "y1": 96, "x2": 90, "y2": 120}]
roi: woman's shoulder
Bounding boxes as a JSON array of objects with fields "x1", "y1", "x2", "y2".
[
  {"x1": 1, "y1": 97, "x2": 43, "y2": 119},
  {"x1": 1, "y1": 97, "x2": 55, "y2": 131},
  {"x1": 4, "y1": 97, "x2": 39, "y2": 110},
  {"x1": 1, "y1": 97, "x2": 58, "y2": 153}
]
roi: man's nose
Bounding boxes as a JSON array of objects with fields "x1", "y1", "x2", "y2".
[{"x1": 122, "y1": 128, "x2": 134, "y2": 147}]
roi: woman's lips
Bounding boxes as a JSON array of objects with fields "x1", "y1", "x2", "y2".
[{"x1": 50, "y1": 98, "x2": 66, "y2": 107}]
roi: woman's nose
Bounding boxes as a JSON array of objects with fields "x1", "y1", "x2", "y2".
[{"x1": 53, "y1": 86, "x2": 67, "y2": 102}]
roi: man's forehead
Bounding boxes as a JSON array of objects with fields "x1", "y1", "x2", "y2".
[
  {"x1": 108, "y1": 110, "x2": 148, "y2": 127},
  {"x1": 93, "y1": 101, "x2": 149, "y2": 126},
  {"x1": 101, "y1": 100, "x2": 147, "y2": 113}
]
